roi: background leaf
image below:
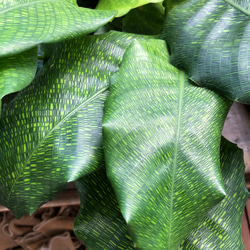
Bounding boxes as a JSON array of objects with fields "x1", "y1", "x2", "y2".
[
  {"x1": 74, "y1": 169, "x2": 135, "y2": 250},
  {"x1": 0, "y1": 0, "x2": 116, "y2": 57},
  {"x1": 103, "y1": 39, "x2": 232, "y2": 249},
  {"x1": 0, "y1": 47, "x2": 37, "y2": 104},
  {"x1": 0, "y1": 31, "x2": 150, "y2": 218},
  {"x1": 96, "y1": 0, "x2": 163, "y2": 17},
  {"x1": 161, "y1": 0, "x2": 250, "y2": 103},
  {"x1": 123, "y1": 3, "x2": 165, "y2": 35},
  {"x1": 180, "y1": 137, "x2": 250, "y2": 249}
]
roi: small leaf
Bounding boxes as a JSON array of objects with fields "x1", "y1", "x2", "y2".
[
  {"x1": 96, "y1": 0, "x2": 163, "y2": 17},
  {"x1": 162, "y1": 0, "x2": 250, "y2": 103},
  {"x1": 0, "y1": 31, "x2": 150, "y2": 218},
  {"x1": 180, "y1": 137, "x2": 250, "y2": 249},
  {"x1": 0, "y1": 0, "x2": 116, "y2": 57},
  {"x1": 103, "y1": 39, "x2": 232, "y2": 249},
  {"x1": 123, "y1": 3, "x2": 165, "y2": 35},
  {"x1": 0, "y1": 47, "x2": 37, "y2": 100},
  {"x1": 74, "y1": 169, "x2": 135, "y2": 250}
]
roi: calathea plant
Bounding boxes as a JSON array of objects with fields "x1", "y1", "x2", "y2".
[{"x1": 0, "y1": 0, "x2": 249, "y2": 249}]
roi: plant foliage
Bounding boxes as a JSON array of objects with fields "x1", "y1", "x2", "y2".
[{"x1": 0, "y1": 0, "x2": 249, "y2": 249}]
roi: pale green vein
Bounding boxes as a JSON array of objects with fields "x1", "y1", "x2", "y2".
[
  {"x1": 168, "y1": 71, "x2": 185, "y2": 247},
  {"x1": 224, "y1": 0, "x2": 250, "y2": 16},
  {"x1": 6, "y1": 85, "x2": 109, "y2": 202}
]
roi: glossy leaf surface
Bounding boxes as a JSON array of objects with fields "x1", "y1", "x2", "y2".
[
  {"x1": 162, "y1": 0, "x2": 250, "y2": 103},
  {"x1": 0, "y1": 31, "x2": 149, "y2": 218},
  {"x1": 103, "y1": 39, "x2": 232, "y2": 249},
  {"x1": 123, "y1": 3, "x2": 165, "y2": 35},
  {"x1": 0, "y1": 0, "x2": 116, "y2": 57},
  {"x1": 0, "y1": 47, "x2": 37, "y2": 100},
  {"x1": 180, "y1": 137, "x2": 250, "y2": 249},
  {"x1": 96, "y1": 0, "x2": 163, "y2": 17},
  {"x1": 74, "y1": 169, "x2": 135, "y2": 250}
]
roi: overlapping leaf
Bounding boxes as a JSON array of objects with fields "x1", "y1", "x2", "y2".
[
  {"x1": 123, "y1": 3, "x2": 165, "y2": 35},
  {"x1": 103, "y1": 39, "x2": 232, "y2": 249},
  {"x1": 0, "y1": 47, "x2": 37, "y2": 103},
  {"x1": 74, "y1": 169, "x2": 135, "y2": 250},
  {"x1": 96, "y1": 0, "x2": 163, "y2": 17},
  {"x1": 0, "y1": 0, "x2": 116, "y2": 57},
  {"x1": 163, "y1": 0, "x2": 186, "y2": 11},
  {"x1": 0, "y1": 31, "x2": 149, "y2": 218},
  {"x1": 162, "y1": 0, "x2": 250, "y2": 103},
  {"x1": 180, "y1": 137, "x2": 250, "y2": 249}
]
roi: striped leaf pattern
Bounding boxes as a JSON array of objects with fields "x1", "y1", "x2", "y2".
[
  {"x1": 0, "y1": 47, "x2": 37, "y2": 101},
  {"x1": 0, "y1": 31, "x2": 149, "y2": 218},
  {"x1": 103, "y1": 39, "x2": 232, "y2": 249},
  {"x1": 162, "y1": 0, "x2": 250, "y2": 103},
  {"x1": 74, "y1": 169, "x2": 135, "y2": 250},
  {"x1": 180, "y1": 137, "x2": 250, "y2": 249},
  {"x1": 0, "y1": 0, "x2": 116, "y2": 57}
]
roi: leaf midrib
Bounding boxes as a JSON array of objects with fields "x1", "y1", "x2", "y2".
[
  {"x1": 168, "y1": 71, "x2": 185, "y2": 248},
  {"x1": 224, "y1": 0, "x2": 250, "y2": 16},
  {"x1": 6, "y1": 85, "x2": 108, "y2": 202},
  {"x1": 0, "y1": 0, "x2": 74, "y2": 15}
]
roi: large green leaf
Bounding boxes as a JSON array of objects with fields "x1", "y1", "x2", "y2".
[
  {"x1": 103, "y1": 39, "x2": 232, "y2": 249},
  {"x1": 123, "y1": 3, "x2": 165, "y2": 35},
  {"x1": 0, "y1": 47, "x2": 37, "y2": 102},
  {"x1": 180, "y1": 137, "x2": 250, "y2": 249},
  {"x1": 74, "y1": 169, "x2": 135, "y2": 250},
  {"x1": 0, "y1": 0, "x2": 116, "y2": 57},
  {"x1": 0, "y1": 31, "x2": 150, "y2": 218},
  {"x1": 96, "y1": 0, "x2": 163, "y2": 17},
  {"x1": 161, "y1": 0, "x2": 250, "y2": 103}
]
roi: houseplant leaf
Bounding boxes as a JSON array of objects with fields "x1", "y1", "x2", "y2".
[
  {"x1": 180, "y1": 137, "x2": 250, "y2": 249},
  {"x1": 103, "y1": 39, "x2": 232, "y2": 249},
  {"x1": 0, "y1": 31, "x2": 150, "y2": 218},
  {"x1": 74, "y1": 169, "x2": 135, "y2": 250},
  {"x1": 123, "y1": 3, "x2": 165, "y2": 35},
  {"x1": 0, "y1": 0, "x2": 116, "y2": 57},
  {"x1": 162, "y1": 0, "x2": 250, "y2": 103},
  {"x1": 96, "y1": 0, "x2": 163, "y2": 17},
  {"x1": 0, "y1": 47, "x2": 37, "y2": 104}
]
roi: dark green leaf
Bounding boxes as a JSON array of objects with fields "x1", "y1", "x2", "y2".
[
  {"x1": 0, "y1": 0, "x2": 116, "y2": 57},
  {"x1": 163, "y1": 0, "x2": 187, "y2": 11},
  {"x1": 96, "y1": 0, "x2": 163, "y2": 17},
  {"x1": 103, "y1": 39, "x2": 232, "y2": 249},
  {"x1": 180, "y1": 137, "x2": 250, "y2": 249},
  {"x1": 123, "y1": 3, "x2": 165, "y2": 35},
  {"x1": 0, "y1": 31, "x2": 150, "y2": 218},
  {"x1": 74, "y1": 169, "x2": 135, "y2": 250},
  {"x1": 161, "y1": 0, "x2": 250, "y2": 103}
]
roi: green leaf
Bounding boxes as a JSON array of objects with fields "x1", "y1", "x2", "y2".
[
  {"x1": 0, "y1": 31, "x2": 150, "y2": 218},
  {"x1": 161, "y1": 0, "x2": 250, "y2": 103},
  {"x1": 96, "y1": 0, "x2": 163, "y2": 17},
  {"x1": 163, "y1": 0, "x2": 187, "y2": 11},
  {"x1": 123, "y1": 3, "x2": 165, "y2": 35},
  {"x1": 0, "y1": 47, "x2": 37, "y2": 100},
  {"x1": 74, "y1": 169, "x2": 135, "y2": 250},
  {"x1": 0, "y1": 0, "x2": 116, "y2": 57},
  {"x1": 103, "y1": 39, "x2": 232, "y2": 249},
  {"x1": 180, "y1": 137, "x2": 250, "y2": 249}
]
